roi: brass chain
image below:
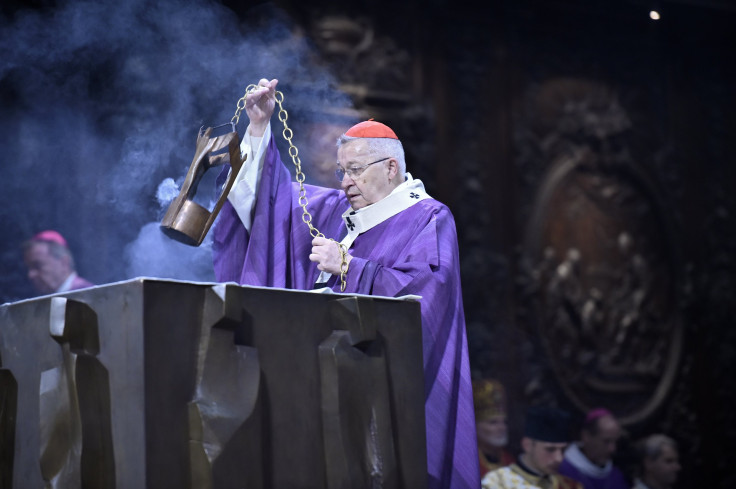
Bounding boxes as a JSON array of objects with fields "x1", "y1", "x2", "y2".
[{"x1": 232, "y1": 85, "x2": 349, "y2": 291}]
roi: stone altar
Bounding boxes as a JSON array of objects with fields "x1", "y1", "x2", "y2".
[{"x1": 0, "y1": 278, "x2": 427, "y2": 488}]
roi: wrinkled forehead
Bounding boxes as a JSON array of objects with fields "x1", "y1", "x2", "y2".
[
  {"x1": 25, "y1": 241, "x2": 52, "y2": 257},
  {"x1": 24, "y1": 242, "x2": 57, "y2": 265},
  {"x1": 337, "y1": 139, "x2": 373, "y2": 165}
]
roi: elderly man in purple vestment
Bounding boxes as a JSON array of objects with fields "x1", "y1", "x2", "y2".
[{"x1": 212, "y1": 78, "x2": 479, "y2": 489}]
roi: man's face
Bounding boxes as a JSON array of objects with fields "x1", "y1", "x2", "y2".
[
  {"x1": 476, "y1": 415, "x2": 509, "y2": 448},
  {"x1": 523, "y1": 438, "x2": 567, "y2": 475},
  {"x1": 337, "y1": 140, "x2": 396, "y2": 210},
  {"x1": 581, "y1": 415, "x2": 622, "y2": 466},
  {"x1": 646, "y1": 445, "x2": 680, "y2": 488},
  {"x1": 24, "y1": 242, "x2": 69, "y2": 294}
]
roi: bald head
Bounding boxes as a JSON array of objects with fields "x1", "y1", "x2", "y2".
[{"x1": 581, "y1": 413, "x2": 622, "y2": 467}]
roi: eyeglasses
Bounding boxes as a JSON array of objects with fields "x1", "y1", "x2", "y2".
[{"x1": 335, "y1": 156, "x2": 391, "y2": 182}]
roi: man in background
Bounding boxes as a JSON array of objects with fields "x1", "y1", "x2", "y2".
[
  {"x1": 559, "y1": 408, "x2": 629, "y2": 489},
  {"x1": 473, "y1": 378, "x2": 515, "y2": 478},
  {"x1": 482, "y1": 406, "x2": 583, "y2": 489},
  {"x1": 631, "y1": 434, "x2": 680, "y2": 489},
  {"x1": 22, "y1": 230, "x2": 93, "y2": 295}
]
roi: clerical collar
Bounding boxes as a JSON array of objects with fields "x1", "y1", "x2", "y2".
[
  {"x1": 516, "y1": 455, "x2": 545, "y2": 478},
  {"x1": 315, "y1": 173, "x2": 430, "y2": 285},
  {"x1": 56, "y1": 272, "x2": 78, "y2": 293},
  {"x1": 564, "y1": 442, "x2": 613, "y2": 478},
  {"x1": 340, "y1": 173, "x2": 429, "y2": 238}
]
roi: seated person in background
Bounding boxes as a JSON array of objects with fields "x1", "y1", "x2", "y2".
[
  {"x1": 482, "y1": 405, "x2": 583, "y2": 489},
  {"x1": 559, "y1": 408, "x2": 629, "y2": 489},
  {"x1": 473, "y1": 378, "x2": 515, "y2": 478},
  {"x1": 22, "y1": 230, "x2": 94, "y2": 295},
  {"x1": 631, "y1": 434, "x2": 680, "y2": 489}
]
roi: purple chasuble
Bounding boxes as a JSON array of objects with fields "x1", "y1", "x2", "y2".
[{"x1": 212, "y1": 134, "x2": 479, "y2": 489}]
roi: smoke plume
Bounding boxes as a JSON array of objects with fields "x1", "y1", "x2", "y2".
[{"x1": 0, "y1": 0, "x2": 352, "y2": 302}]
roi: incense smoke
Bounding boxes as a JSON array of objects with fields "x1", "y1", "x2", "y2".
[{"x1": 0, "y1": 0, "x2": 352, "y2": 301}]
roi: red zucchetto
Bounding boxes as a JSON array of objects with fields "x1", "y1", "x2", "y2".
[
  {"x1": 32, "y1": 230, "x2": 68, "y2": 247},
  {"x1": 344, "y1": 119, "x2": 398, "y2": 139}
]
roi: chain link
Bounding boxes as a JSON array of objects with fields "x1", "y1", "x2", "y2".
[{"x1": 232, "y1": 85, "x2": 348, "y2": 291}]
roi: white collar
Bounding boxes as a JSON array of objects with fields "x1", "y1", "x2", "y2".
[
  {"x1": 340, "y1": 173, "x2": 429, "y2": 240},
  {"x1": 316, "y1": 173, "x2": 430, "y2": 283},
  {"x1": 56, "y1": 272, "x2": 78, "y2": 293},
  {"x1": 564, "y1": 442, "x2": 613, "y2": 479}
]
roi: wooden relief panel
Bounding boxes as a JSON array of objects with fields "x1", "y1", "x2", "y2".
[
  {"x1": 518, "y1": 78, "x2": 683, "y2": 424},
  {"x1": 526, "y1": 157, "x2": 681, "y2": 424}
]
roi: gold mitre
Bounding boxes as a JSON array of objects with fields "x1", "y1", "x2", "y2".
[{"x1": 472, "y1": 378, "x2": 507, "y2": 421}]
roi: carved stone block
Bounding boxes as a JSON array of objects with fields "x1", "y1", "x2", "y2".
[{"x1": 0, "y1": 279, "x2": 426, "y2": 488}]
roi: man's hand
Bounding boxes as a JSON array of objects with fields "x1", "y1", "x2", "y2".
[
  {"x1": 309, "y1": 237, "x2": 352, "y2": 275},
  {"x1": 246, "y1": 78, "x2": 278, "y2": 137}
]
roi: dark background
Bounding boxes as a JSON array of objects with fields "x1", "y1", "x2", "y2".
[{"x1": 2, "y1": 0, "x2": 734, "y2": 487}]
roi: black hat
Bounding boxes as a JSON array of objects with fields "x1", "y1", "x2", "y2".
[{"x1": 524, "y1": 406, "x2": 571, "y2": 443}]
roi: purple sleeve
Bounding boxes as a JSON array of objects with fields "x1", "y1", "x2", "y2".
[
  {"x1": 212, "y1": 134, "x2": 293, "y2": 287},
  {"x1": 213, "y1": 133, "x2": 347, "y2": 289},
  {"x1": 212, "y1": 198, "x2": 248, "y2": 283}
]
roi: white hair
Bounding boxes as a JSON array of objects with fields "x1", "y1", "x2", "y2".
[
  {"x1": 639, "y1": 434, "x2": 677, "y2": 461},
  {"x1": 336, "y1": 135, "x2": 406, "y2": 178}
]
